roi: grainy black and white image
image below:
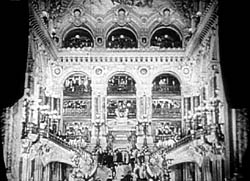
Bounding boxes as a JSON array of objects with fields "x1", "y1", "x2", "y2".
[{"x1": 1, "y1": 0, "x2": 249, "y2": 181}]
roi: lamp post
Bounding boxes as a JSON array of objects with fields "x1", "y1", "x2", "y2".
[
  {"x1": 94, "y1": 117, "x2": 105, "y2": 148},
  {"x1": 140, "y1": 115, "x2": 149, "y2": 148},
  {"x1": 162, "y1": 156, "x2": 174, "y2": 181}
]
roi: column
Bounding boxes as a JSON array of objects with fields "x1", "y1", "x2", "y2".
[
  {"x1": 195, "y1": 163, "x2": 201, "y2": 181},
  {"x1": 91, "y1": 83, "x2": 107, "y2": 144},
  {"x1": 91, "y1": 84, "x2": 106, "y2": 122},
  {"x1": 60, "y1": 92, "x2": 64, "y2": 133},
  {"x1": 43, "y1": 164, "x2": 50, "y2": 181},
  {"x1": 136, "y1": 84, "x2": 143, "y2": 120},
  {"x1": 136, "y1": 84, "x2": 152, "y2": 119},
  {"x1": 21, "y1": 154, "x2": 29, "y2": 181}
]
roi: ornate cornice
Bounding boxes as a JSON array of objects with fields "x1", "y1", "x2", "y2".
[
  {"x1": 185, "y1": 0, "x2": 218, "y2": 56},
  {"x1": 29, "y1": 4, "x2": 58, "y2": 59}
]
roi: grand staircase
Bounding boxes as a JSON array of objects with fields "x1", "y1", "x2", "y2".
[{"x1": 107, "y1": 118, "x2": 136, "y2": 149}]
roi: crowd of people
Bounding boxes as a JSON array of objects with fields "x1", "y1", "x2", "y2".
[
  {"x1": 154, "y1": 122, "x2": 181, "y2": 148},
  {"x1": 64, "y1": 34, "x2": 94, "y2": 48},
  {"x1": 152, "y1": 99, "x2": 181, "y2": 117},
  {"x1": 107, "y1": 99, "x2": 137, "y2": 119},
  {"x1": 64, "y1": 75, "x2": 91, "y2": 96},
  {"x1": 152, "y1": 77, "x2": 180, "y2": 95},
  {"x1": 150, "y1": 34, "x2": 182, "y2": 49},
  {"x1": 63, "y1": 99, "x2": 91, "y2": 116},
  {"x1": 95, "y1": 147, "x2": 155, "y2": 181},
  {"x1": 44, "y1": 121, "x2": 91, "y2": 150},
  {"x1": 107, "y1": 75, "x2": 136, "y2": 95},
  {"x1": 107, "y1": 35, "x2": 137, "y2": 49}
]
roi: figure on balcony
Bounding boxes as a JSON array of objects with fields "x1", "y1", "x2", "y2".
[
  {"x1": 115, "y1": 101, "x2": 129, "y2": 118},
  {"x1": 64, "y1": 74, "x2": 91, "y2": 96}
]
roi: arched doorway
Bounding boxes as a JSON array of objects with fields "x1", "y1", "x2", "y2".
[{"x1": 151, "y1": 73, "x2": 182, "y2": 147}]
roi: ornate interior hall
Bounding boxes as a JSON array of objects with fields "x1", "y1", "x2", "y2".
[{"x1": 1, "y1": 0, "x2": 249, "y2": 181}]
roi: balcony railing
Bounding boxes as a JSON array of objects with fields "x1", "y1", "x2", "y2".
[{"x1": 41, "y1": 131, "x2": 92, "y2": 155}]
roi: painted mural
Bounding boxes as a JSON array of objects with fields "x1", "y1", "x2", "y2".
[{"x1": 79, "y1": 0, "x2": 173, "y2": 15}]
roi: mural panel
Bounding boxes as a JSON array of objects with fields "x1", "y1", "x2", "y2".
[
  {"x1": 152, "y1": 98, "x2": 181, "y2": 118},
  {"x1": 107, "y1": 98, "x2": 136, "y2": 119},
  {"x1": 107, "y1": 74, "x2": 136, "y2": 95},
  {"x1": 63, "y1": 99, "x2": 91, "y2": 117},
  {"x1": 63, "y1": 73, "x2": 91, "y2": 97}
]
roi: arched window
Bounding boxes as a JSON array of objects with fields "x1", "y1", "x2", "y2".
[
  {"x1": 63, "y1": 29, "x2": 94, "y2": 48},
  {"x1": 106, "y1": 28, "x2": 138, "y2": 49},
  {"x1": 150, "y1": 28, "x2": 182, "y2": 48},
  {"x1": 107, "y1": 74, "x2": 136, "y2": 119},
  {"x1": 152, "y1": 74, "x2": 181, "y2": 119},
  {"x1": 63, "y1": 73, "x2": 91, "y2": 97},
  {"x1": 107, "y1": 74, "x2": 136, "y2": 95},
  {"x1": 63, "y1": 73, "x2": 91, "y2": 118},
  {"x1": 152, "y1": 74, "x2": 181, "y2": 95}
]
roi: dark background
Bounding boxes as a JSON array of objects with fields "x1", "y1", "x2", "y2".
[{"x1": 0, "y1": 0, "x2": 249, "y2": 180}]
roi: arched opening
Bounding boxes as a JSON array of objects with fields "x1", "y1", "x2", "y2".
[
  {"x1": 107, "y1": 73, "x2": 136, "y2": 119},
  {"x1": 107, "y1": 73, "x2": 136, "y2": 95},
  {"x1": 63, "y1": 73, "x2": 91, "y2": 97},
  {"x1": 63, "y1": 28, "x2": 94, "y2": 48},
  {"x1": 152, "y1": 73, "x2": 182, "y2": 146},
  {"x1": 63, "y1": 72, "x2": 92, "y2": 121},
  {"x1": 152, "y1": 73, "x2": 181, "y2": 95},
  {"x1": 150, "y1": 27, "x2": 182, "y2": 48},
  {"x1": 106, "y1": 28, "x2": 138, "y2": 49}
]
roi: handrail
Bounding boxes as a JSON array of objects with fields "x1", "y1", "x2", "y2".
[
  {"x1": 150, "y1": 134, "x2": 195, "y2": 157},
  {"x1": 41, "y1": 132, "x2": 92, "y2": 155}
]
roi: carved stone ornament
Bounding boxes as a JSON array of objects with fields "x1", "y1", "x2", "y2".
[
  {"x1": 69, "y1": 7, "x2": 87, "y2": 27},
  {"x1": 182, "y1": 66, "x2": 190, "y2": 75},
  {"x1": 53, "y1": 66, "x2": 62, "y2": 76},
  {"x1": 95, "y1": 67, "x2": 103, "y2": 76},
  {"x1": 139, "y1": 67, "x2": 148, "y2": 76}
]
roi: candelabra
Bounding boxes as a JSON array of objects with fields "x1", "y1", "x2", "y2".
[
  {"x1": 23, "y1": 95, "x2": 43, "y2": 136},
  {"x1": 162, "y1": 157, "x2": 174, "y2": 181},
  {"x1": 139, "y1": 115, "x2": 149, "y2": 148},
  {"x1": 94, "y1": 117, "x2": 105, "y2": 148}
]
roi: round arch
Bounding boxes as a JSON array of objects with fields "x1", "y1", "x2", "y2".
[
  {"x1": 62, "y1": 71, "x2": 92, "y2": 97},
  {"x1": 62, "y1": 27, "x2": 94, "y2": 48},
  {"x1": 106, "y1": 72, "x2": 137, "y2": 95},
  {"x1": 105, "y1": 70, "x2": 139, "y2": 86},
  {"x1": 151, "y1": 71, "x2": 182, "y2": 86},
  {"x1": 105, "y1": 27, "x2": 138, "y2": 48},
  {"x1": 62, "y1": 71, "x2": 92, "y2": 87},
  {"x1": 106, "y1": 71, "x2": 137, "y2": 119},
  {"x1": 149, "y1": 26, "x2": 183, "y2": 48},
  {"x1": 152, "y1": 72, "x2": 181, "y2": 95}
]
